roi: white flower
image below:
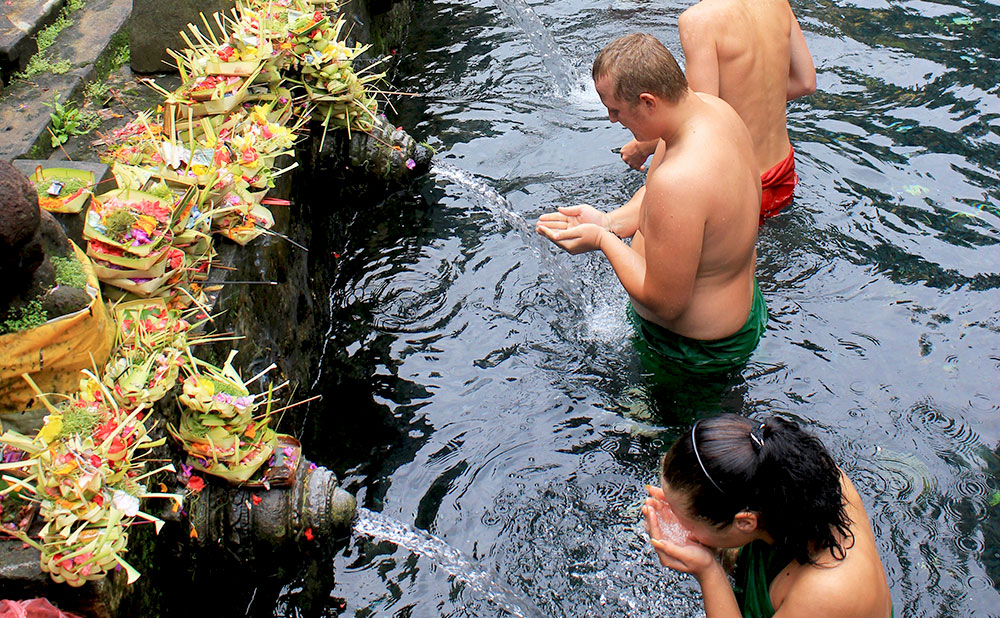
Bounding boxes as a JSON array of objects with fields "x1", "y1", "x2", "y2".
[{"x1": 113, "y1": 490, "x2": 140, "y2": 517}]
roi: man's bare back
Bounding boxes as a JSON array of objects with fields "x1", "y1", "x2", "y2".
[
  {"x1": 621, "y1": 0, "x2": 815, "y2": 175},
  {"x1": 629, "y1": 93, "x2": 759, "y2": 339},
  {"x1": 679, "y1": 0, "x2": 814, "y2": 172}
]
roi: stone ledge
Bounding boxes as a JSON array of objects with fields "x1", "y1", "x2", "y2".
[
  {"x1": 0, "y1": 0, "x2": 64, "y2": 79},
  {"x1": 0, "y1": 0, "x2": 131, "y2": 160}
]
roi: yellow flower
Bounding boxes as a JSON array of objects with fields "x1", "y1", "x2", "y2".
[
  {"x1": 250, "y1": 106, "x2": 269, "y2": 126},
  {"x1": 38, "y1": 415, "x2": 63, "y2": 443},
  {"x1": 135, "y1": 214, "x2": 157, "y2": 234}
]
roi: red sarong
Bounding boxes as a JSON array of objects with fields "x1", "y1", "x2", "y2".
[{"x1": 759, "y1": 145, "x2": 798, "y2": 224}]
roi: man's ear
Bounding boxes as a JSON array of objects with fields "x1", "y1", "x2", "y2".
[
  {"x1": 733, "y1": 511, "x2": 760, "y2": 534},
  {"x1": 638, "y1": 92, "x2": 657, "y2": 108}
]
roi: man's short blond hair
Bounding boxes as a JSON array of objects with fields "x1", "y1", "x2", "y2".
[{"x1": 592, "y1": 33, "x2": 688, "y2": 104}]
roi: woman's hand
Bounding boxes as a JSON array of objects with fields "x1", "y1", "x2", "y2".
[{"x1": 642, "y1": 486, "x2": 717, "y2": 577}]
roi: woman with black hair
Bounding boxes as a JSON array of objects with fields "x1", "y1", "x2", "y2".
[{"x1": 642, "y1": 414, "x2": 893, "y2": 618}]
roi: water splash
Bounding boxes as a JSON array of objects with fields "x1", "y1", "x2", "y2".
[
  {"x1": 353, "y1": 508, "x2": 543, "y2": 618},
  {"x1": 431, "y1": 162, "x2": 589, "y2": 310},
  {"x1": 491, "y1": 0, "x2": 584, "y2": 95}
]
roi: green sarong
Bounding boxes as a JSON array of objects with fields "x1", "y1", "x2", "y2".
[
  {"x1": 733, "y1": 540, "x2": 893, "y2": 618},
  {"x1": 628, "y1": 280, "x2": 767, "y2": 375},
  {"x1": 733, "y1": 540, "x2": 792, "y2": 618}
]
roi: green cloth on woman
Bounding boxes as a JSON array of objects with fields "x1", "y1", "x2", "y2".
[
  {"x1": 733, "y1": 540, "x2": 791, "y2": 618},
  {"x1": 732, "y1": 540, "x2": 894, "y2": 618},
  {"x1": 628, "y1": 279, "x2": 767, "y2": 375}
]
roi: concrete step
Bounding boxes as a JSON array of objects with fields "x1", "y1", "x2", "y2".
[
  {"x1": 0, "y1": 0, "x2": 65, "y2": 82},
  {"x1": 0, "y1": 0, "x2": 131, "y2": 160}
]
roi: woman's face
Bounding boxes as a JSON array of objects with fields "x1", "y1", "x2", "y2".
[{"x1": 660, "y1": 481, "x2": 757, "y2": 550}]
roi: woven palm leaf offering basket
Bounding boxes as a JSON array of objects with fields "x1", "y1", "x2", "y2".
[
  {"x1": 102, "y1": 299, "x2": 192, "y2": 410},
  {"x1": 84, "y1": 189, "x2": 175, "y2": 277},
  {"x1": 29, "y1": 166, "x2": 95, "y2": 214},
  {"x1": 169, "y1": 351, "x2": 278, "y2": 484},
  {"x1": 0, "y1": 376, "x2": 181, "y2": 586}
]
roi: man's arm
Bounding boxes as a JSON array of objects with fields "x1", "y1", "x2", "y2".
[
  {"x1": 678, "y1": 11, "x2": 721, "y2": 96},
  {"x1": 620, "y1": 139, "x2": 659, "y2": 171},
  {"x1": 598, "y1": 168, "x2": 704, "y2": 320},
  {"x1": 786, "y1": 11, "x2": 816, "y2": 100}
]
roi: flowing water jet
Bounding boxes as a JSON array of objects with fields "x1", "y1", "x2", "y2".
[
  {"x1": 431, "y1": 162, "x2": 589, "y2": 310},
  {"x1": 353, "y1": 508, "x2": 543, "y2": 618},
  {"x1": 491, "y1": 0, "x2": 584, "y2": 95}
]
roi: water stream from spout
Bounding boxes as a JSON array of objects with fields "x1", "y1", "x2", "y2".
[
  {"x1": 431, "y1": 162, "x2": 589, "y2": 311},
  {"x1": 491, "y1": 0, "x2": 583, "y2": 94},
  {"x1": 353, "y1": 507, "x2": 543, "y2": 618}
]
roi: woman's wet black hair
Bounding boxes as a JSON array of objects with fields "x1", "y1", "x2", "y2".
[{"x1": 661, "y1": 414, "x2": 853, "y2": 565}]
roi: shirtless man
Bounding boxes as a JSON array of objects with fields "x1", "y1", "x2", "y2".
[
  {"x1": 620, "y1": 0, "x2": 816, "y2": 223},
  {"x1": 537, "y1": 33, "x2": 765, "y2": 373}
]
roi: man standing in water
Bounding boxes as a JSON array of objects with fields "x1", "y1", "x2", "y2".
[
  {"x1": 537, "y1": 34, "x2": 765, "y2": 374},
  {"x1": 619, "y1": 0, "x2": 816, "y2": 223}
]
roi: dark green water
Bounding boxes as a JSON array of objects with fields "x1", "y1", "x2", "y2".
[{"x1": 289, "y1": 0, "x2": 1000, "y2": 616}]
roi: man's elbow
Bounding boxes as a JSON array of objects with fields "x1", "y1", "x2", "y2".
[
  {"x1": 635, "y1": 293, "x2": 686, "y2": 323},
  {"x1": 787, "y1": 77, "x2": 816, "y2": 101}
]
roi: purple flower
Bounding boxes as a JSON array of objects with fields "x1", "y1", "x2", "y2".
[
  {"x1": 180, "y1": 463, "x2": 193, "y2": 478},
  {"x1": 233, "y1": 396, "x2": 253, "y2": 409},
  {"x1": 405, "y1": 158, "x2": 416, "y2": 170}
]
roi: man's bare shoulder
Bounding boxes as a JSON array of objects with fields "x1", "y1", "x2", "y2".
[
  {"x1": 643, "y1": 151, "x2": 715, "y2": 220},
  {"x1": 679, "y1": 0, "x2": 739, "y2": 32}
]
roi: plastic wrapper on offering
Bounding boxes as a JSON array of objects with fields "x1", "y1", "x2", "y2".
[
  {"x1": 0, "y1": 244, "x2": 115, "y2": 416},
  {"x1": 30, "y1": 166, "x2": 95, "y2": 214}
]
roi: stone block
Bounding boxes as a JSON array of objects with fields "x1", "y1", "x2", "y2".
[
  {"x1": 129, "y1": 0, "x2": 236, "y2": 73},
  {"x1": 0, "y1": 0, "x2": 62, "y2": 77},
  {"x1": 0, "y1": 0, "x2": 131, "y2": 160}
]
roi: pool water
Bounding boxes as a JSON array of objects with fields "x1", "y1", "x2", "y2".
[{"x1": 293, "y1": 0, "x2": 1000, "y2": 616}]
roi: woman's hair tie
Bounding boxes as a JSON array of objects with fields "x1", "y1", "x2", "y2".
[{"x1": 750, "y1": 422, "x2": 766, "y2": 452}]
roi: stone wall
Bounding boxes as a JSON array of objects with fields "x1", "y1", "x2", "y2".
[{"x1": 129, "y1": 0, "x2": 236, "y2": 73}]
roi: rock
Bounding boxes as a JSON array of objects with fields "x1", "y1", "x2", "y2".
[
  {"x1": 0, "y1": 159, "x2": 40, "y2": 250},
  {"x1": 36, "y1": 210, "x2": 72, "y2": 258},
  {"x1": 0, "y1": 160, "x2": 44, "y2": 293},
  {"x1": 129, "y1": 0, "x2": 236, "y2": 73},
  {"x1": 26, "y1": 259, "x2": 56, "y2": 297},
  {"x1": 41, "y1": 285, "x2": 90, "y2": 317}
]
